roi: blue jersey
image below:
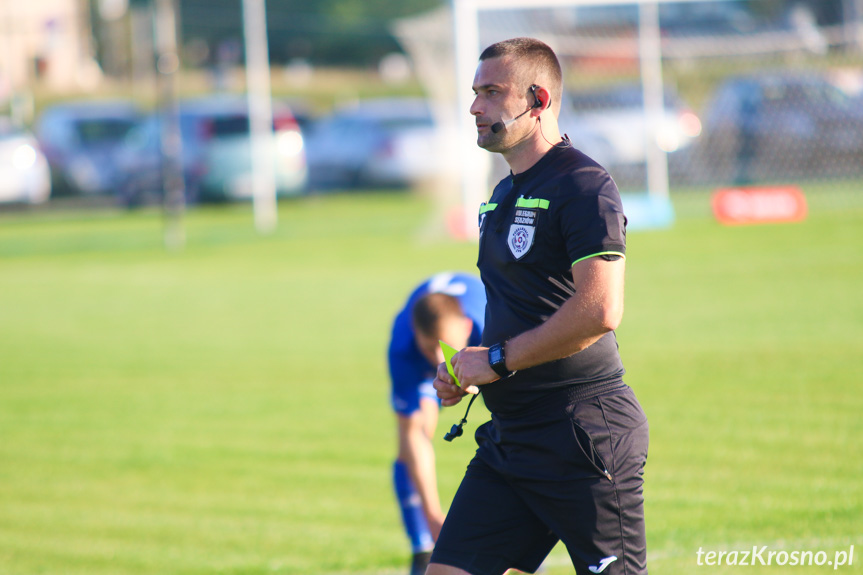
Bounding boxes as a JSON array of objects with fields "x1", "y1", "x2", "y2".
[{"x1": 388, "y1": 272, "x2": 486, "y2": 415}]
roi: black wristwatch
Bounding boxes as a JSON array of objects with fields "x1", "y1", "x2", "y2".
[{"x1": 488, "y1": 342, "x2": 513, "y2": 378}]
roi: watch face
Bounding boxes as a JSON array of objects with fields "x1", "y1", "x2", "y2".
[{"x1": 489, "y1": 343, "x2": 509, "y2": 377}]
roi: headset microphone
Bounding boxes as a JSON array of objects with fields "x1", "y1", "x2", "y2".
[
  {"x1": 489, "y1": 85, "x2": 543, "y2": 134},
  {"x1": 490, "y1": 108, "x2": 532, "y2": 134}
]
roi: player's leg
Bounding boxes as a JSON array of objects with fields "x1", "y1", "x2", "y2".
[
  {"x1": 393, "y1": 459, "x2": 434, "y2": 552},
  {"x1": 426, "y1": 566, "x2": 534, "y2": 575},
  {"x1": 427, "y1": 564, "x2": 471, "y2": 575},
  {"x1": 589, "y1": 388, "x2": 649, "y2": 574},
  {"x1": 513, "y1": 387, "x2": 649, "y2": 574},
  {"x1": 430, "y1": 434, "x2": 559, "y2": 575},
  {"x1": 394, "y1": 391, "x2": 442, "y2": 574}
]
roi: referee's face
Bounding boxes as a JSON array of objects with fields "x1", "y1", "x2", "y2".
[{"x1": 470, "y1": 56, "x2": 532, "y2": 153}]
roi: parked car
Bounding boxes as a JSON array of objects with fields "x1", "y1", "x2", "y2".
[
  {"x1": 564, "y1": 84, "x2": 702, "y2": 167},
  {"x1": 0, "y1": 118, "x2": 51, "y2": 204},
  {"x1": 657, "y1": 1, "x2": 761, "y2": 36},
  {"x1": 303, "y1": 98, "x2": 457, "y2": 190},
  {"x1": 34, "y1": 100, "x2": 140, "y2": 196},
  {"x1": 699, "y1": 72, "x2": 863, "y2": 183},
  {"x1": 557, "y1": 111, "x2": 616, "y2": 169},
  {"x1": 570, "y1": 1, "x2": 760, "y2": 36},
  {"x1": 115, "y1": 96, "x2": 307, "y2": 206}
]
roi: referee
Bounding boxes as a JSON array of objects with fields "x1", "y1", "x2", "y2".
[{"x1": 429, "y1": 38, "x2": 649, "y2": 575}]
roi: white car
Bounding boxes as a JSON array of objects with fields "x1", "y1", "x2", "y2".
[
  {"x1": 115, "y1": 96, "x2": 308, "y2": 206},
  {"x1": 0, "y1": 119, "x2": 51, "y2": 204},
  {"x1": 564, "y1": 85, "x2": 702, "y2": 167}
]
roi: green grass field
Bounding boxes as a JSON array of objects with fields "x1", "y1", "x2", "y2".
[{"x1": 1, "y1": 189, "x2": 861, "y2": 574}]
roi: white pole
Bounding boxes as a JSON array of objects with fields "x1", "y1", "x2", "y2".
[
  {"x1": 854, "y1": 0, "x2": 863, "y2": 50},
  {"x1": 242, "y1": 0, "x2": 277, "y2": 233},
  {"x1": 453, "y1": 0, "x2": 490, "y2": 241},
  {"x1": 639, "y1": 1, "x2": 670, "y2": 199},
  {"x1": 155, "y1": 0, "x2": 185, "y2": 250},
  {"x1": 1, "y1": 3, "x2": 17, "y2": 121},
  {"x1": 452, "y1": 0, "x2": 726, "y2": 229}
]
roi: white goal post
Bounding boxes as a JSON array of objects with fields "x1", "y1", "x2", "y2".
[{"x1": 450, "y1": 0, "x2": 731, "y2": 237}]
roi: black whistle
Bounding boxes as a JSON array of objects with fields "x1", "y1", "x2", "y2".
[{"x1": 443, "y1": 423, "x2": 464, "y2": 442}]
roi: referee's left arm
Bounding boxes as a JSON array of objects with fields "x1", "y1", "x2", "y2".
[
  {"x1": 450, "y1": 255, "x2": 624, "y2": 388},
  {"x1": 505, "y1": 255, "x2": 625, "y2": 371}
]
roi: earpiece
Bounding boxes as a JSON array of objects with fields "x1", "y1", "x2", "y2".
[
  {"x1": 529, "y1": 85, "x2": 543, "y2": 109},
  {"x1": 490, "y1": 86, "x2": 545, "y2": 134}
]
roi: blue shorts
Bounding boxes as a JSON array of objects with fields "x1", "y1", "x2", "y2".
[
  {"x1": 431, "y1": 384, "x2": 649, "y2": 575},
  {"x1": 391, "y1": 378, "x2": 439, "y2": 416}
]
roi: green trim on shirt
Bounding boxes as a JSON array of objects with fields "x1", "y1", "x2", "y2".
[
  {"x1": 479, "y1": 203, "x2": 498, "y2": 214},
  {"x1": 515, "y1": 197, "x2": 550, "y2": 209},
  {"x1": 572, "y1": 251, "x2": 626, "y2": 266}
]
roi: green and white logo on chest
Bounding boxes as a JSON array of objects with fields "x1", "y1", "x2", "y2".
[
  {"x1": 508, "y1": 197, "x2": 549, "y2": 259},
  {"x1": 509, "y1": 208, "x2": 537, "y2": 259}
]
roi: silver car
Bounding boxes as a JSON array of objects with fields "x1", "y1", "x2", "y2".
[{"x1": 304, "y1": 98, "x2": 458, "y2": 190}]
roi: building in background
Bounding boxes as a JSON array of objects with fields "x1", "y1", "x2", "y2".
[{"x1": 0, "y1": 0, "x2": 101, "y2": 120}]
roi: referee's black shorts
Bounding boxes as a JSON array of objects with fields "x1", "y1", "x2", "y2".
[{"x1": 431, "y1": 383, "x2": 649, "y2": 575}]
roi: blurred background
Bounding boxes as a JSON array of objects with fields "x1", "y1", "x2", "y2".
[
  {"x1": 1, "y1": 2, "x2": 862, "y2": 574},
  {"x1": 0, "y1": 0, "x2": 861, "y2": 218}
]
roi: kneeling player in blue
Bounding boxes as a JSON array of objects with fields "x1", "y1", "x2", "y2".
[{"x1": 388, "y1": 272, "x2": 486, "y2": 575}]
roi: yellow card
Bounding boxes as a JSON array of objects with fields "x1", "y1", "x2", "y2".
[{"x1": 439, "y1": 340, "x2": 460, "y2": 387}]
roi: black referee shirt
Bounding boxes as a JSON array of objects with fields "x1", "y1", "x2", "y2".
[{"x1": 477, "y1": 143, "x2": 628, "y2": 414}]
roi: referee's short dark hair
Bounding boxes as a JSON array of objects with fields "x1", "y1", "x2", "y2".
[
  {"x1": 479, "y1": 37, "x2": 563, "y2": 115},
  {"x1": 411, "y1": 293, "x2": 465, "y2": 338}
]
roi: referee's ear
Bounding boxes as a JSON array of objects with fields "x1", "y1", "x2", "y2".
[{"x1": 532, "y1": 85, "x2": 552, "y2": 115}]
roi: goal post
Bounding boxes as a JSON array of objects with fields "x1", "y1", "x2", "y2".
[
  {"x1": 451, "y1": 0, "x2": 728, "y2": 237},
  {"x1": 395, "y1": 0, "x2": 863, "y2": 238}
]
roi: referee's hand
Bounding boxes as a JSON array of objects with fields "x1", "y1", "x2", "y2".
[
  {"x1": 452, "y1": 346, "x2": 500, "y2": 388},
  {"x1": 433, "y1": 362, "x2": 479, "y2": 407}
]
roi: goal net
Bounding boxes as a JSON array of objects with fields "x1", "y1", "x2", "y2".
[{"x1": 395, "y1": 0, "x2": 863, "y2": 235}]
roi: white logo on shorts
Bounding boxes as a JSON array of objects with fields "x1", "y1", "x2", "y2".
[{"x1": 588, "y1": 556, "x2": 618, "y2": 573}]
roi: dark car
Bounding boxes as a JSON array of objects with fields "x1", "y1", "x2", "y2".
[
  {"x1": 699, "y1": 72, "x2": 863, "y2": 183},
  {"x1": 34, "y1": 100, "x2": 140, "y2": 196},
  {"x1": 115, "y1": 96, "x2": 307, "y2": 206}
]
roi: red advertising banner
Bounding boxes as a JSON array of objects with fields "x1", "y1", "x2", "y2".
[{"x1": 712, "y1": 186, "x2": 808, "y2": 225}]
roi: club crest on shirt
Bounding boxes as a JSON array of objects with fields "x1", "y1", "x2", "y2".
[{"x1": 508, "y1": 208, "x2": 537, "y2": 259}]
